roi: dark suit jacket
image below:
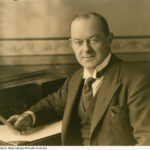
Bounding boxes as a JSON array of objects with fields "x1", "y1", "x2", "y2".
[{"x1": 30, "y1": 55, "x2": 150, "y2": 145}]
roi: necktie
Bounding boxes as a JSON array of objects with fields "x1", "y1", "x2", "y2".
[
  {"x1": 82, "y1": 77, "x2": 96, "y2": 111},
  {"x1": 82, "y1": 65, "x2": 108, "y2": 111}
]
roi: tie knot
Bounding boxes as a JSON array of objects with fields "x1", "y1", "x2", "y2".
[{"x1": 84, "y1": 77, "x2": 95, "y2": 88}]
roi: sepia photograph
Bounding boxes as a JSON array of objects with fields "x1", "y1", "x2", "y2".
[{"x1": 0, "y1": 0, "x2": 150, "y2": 148}]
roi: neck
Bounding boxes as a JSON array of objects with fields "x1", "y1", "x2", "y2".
[
  {"x1": 84, "y1": 52, "x2": 112, "y2": 76},
  {"x1": 86, "y1": 68, "x2": 95, "y2": 75}
]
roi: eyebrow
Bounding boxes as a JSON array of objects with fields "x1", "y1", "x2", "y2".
[
  {"x1": 71, "y1": 35, "x2": 100, "y2": 41},
  {"x1": 72, "y1": 38, "x2": 82, "y2": 40}
]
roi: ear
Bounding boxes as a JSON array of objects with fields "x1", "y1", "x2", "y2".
[
  {"x1": 69, "y1": 37, "x2": 73, "y2": 48},
  {"x1": 106, "y1": 32, "x2": 113, "y2": 47},
  {"x1": 69, "y1": 37, "x2": 76, "y2": 53}
]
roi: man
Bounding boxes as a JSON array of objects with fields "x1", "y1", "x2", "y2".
[{"x1": 8, "y1": 12, "x2": 150, "y2": 145}]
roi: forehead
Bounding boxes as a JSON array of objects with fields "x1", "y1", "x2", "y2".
[{"x1": 71, "y1": 16, "x2": 104, "y2": 38}]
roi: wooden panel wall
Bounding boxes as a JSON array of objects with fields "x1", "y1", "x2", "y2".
[
  {"x1": 0, "y1": 0, "x2": 150, "y2": 75},
  {"x1": 0, "y1": 37, "x2": 150, "y2": 65}
]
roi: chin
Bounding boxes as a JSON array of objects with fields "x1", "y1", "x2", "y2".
[
  {"x1": 83, "y1": 64, "x2": 97, "y2": 69},
  {"x1": 80, "y1": 60, "x2": 99, "y2": 68}
]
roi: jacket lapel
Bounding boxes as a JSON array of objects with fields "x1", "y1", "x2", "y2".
[
  {"x1": 62, "y1": 68, "x2": 83, "y2": 144},
  {"x1": 90, "y1": 56, "x2": 122, "y2": 136}
]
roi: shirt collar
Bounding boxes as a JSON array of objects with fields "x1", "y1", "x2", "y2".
[{"x1": 83, "y1": 52, "x2": 111, "y2": 79}]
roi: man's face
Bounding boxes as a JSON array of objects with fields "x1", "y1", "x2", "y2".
[{"x1": 71, "y1": 17, "x2": 113, "y2": 70}]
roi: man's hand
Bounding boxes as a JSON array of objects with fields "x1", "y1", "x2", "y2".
[{"x1": 7, "y1": 113, "x2": 33, "y2": 132}]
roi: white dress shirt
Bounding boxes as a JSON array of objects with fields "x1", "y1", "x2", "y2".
[{"x1": 83, "y1": 52, "x2": 111, "y2": 97}]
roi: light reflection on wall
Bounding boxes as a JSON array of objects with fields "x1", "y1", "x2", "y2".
[
  {"x1": 0, "y1": 0, "x2": 150, "y2": 38},
  {"x1": 0, "y1": 0, "x2": 150, "y2": 64}
]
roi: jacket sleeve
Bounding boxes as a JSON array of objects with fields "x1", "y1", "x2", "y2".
[
  {"x1": 29, "y1": 75, "x2": 72, "y2": 126},
  {"x1": 128, "y1": 72, "x2": 150, "y2": 145}
]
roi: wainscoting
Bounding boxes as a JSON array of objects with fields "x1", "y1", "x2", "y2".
[{"x1": 0, "y1": 36, "x2": 150, "y2": 120}]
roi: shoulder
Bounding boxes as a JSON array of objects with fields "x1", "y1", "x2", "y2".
[
  {"x1": 112, "y1": 55, "x2": 145, "y2": 75},
  {"x1": 117, "y1": 59, "x2": 150, "y2": 87},
  {"x1": 120, "y1": 61, "x2": 148, "y2": 78},
  {"x1": 110, "y1": 54, "x2": 149, "y2": 84}
]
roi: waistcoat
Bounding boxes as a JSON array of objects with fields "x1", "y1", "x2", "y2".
[{"x1": 78, "y1": 89, "x2": 97, "y2": 145}]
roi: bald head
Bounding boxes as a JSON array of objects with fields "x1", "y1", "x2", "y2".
[{"x1": 71, "y1": 12, "x2": 110, "y2": 37}]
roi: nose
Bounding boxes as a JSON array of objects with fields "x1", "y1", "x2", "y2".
[{"x1": 82, "y1": 40, "x2": 91, "y2": 52}]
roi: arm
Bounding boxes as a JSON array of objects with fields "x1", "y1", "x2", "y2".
[
  {"x1": 29, "y1": 75, "x2": 72, "y2": 126},
  {"x1": 8, "y1": 74, "x2": 72, "y2": 131},
  {"x1": 128, "y1": 73, "x2": 150, "y2": 145}
]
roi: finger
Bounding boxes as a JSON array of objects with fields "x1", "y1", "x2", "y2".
[
  {"x1": 7, "y1": 115, "x2": 19, "y2": 125},
  {"x1": 14, "y1": 114, "x2": 32, "y2": 131},
  {"x1": 14, "y1": 115, "x2": 26, "y2": 130}
]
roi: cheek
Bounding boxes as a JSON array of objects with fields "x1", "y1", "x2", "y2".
[
  {"x1": 96, "y1": 42, "x2": 107, "y2": 51},
  {"x1": 94, "y1": 46, "x2": 107, "y2": 59},
  {"x1": 73, "y1": 49, "x2": 82, "y2": 61}
]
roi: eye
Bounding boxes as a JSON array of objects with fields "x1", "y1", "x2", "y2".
[
  {"x1": 89, "y1": 37, "x2": 100, "y2": 44},
  {"x1": 73, "y1": 40, "x2": 83, "y2": 46}
]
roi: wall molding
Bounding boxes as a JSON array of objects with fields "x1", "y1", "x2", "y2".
[
  {"x1": 0, "y1": 37, "x2": 150, "y2": 65},
  {"x1": 0, "y1": 37, "x2": 150, "y2": 56},
  {"x1": 0, "y1": 53, "x2": 150, "y2": 65}
]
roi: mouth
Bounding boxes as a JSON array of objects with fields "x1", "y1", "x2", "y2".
[{"x1": 83, "y1": 56, "x2": 95, "y2": 59}]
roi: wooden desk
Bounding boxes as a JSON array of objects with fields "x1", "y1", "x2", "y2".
[{"x1": 0, "y1": 69, "x2": 66, "y2": 120}]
